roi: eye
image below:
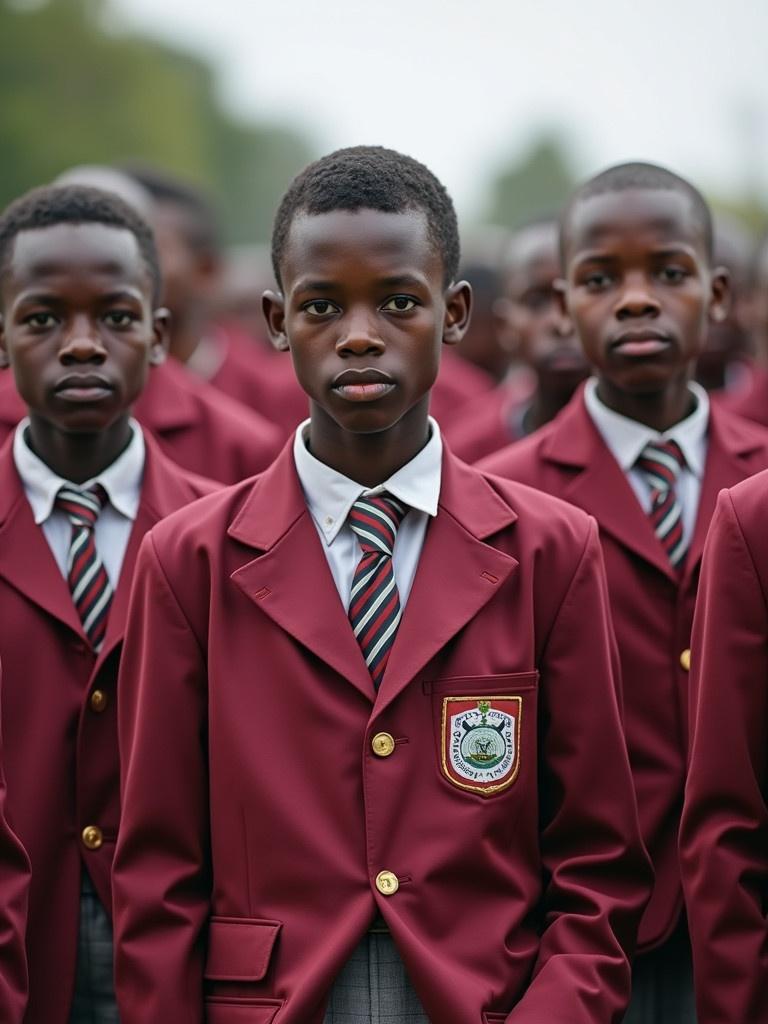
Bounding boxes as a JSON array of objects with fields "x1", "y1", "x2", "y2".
[
  {"x1": 24, "y1": 312, "x2": 57, "y2": 329},
  {"x1": 104, "y1": 310, "x2": 137, "y2": 328},
  {"x1": 582, "y1": 271, "x2": 613, "y2": 292},
  {"x1": 303, "y1": 300, "x2": 339, "y2": 317},
  {"x1": 658, "y1": 266, "x2": 688, "y2": 284},
  {"x1": 381, "y1": 295, "x2": 417, "y2": 313}
]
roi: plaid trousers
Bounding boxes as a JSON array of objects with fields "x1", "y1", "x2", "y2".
[
  {"x1": 68, "y1": 872, "x2": 119, "y2": 1023},
  {"x1": 323, "y1": 930, "x2": 429, "y2": 1024}
]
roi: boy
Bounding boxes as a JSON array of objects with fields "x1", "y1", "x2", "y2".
[
  {"x1": 113, "y1": 146, "x2": 650, "y2": 1024},
  {"x1": 679, "y1": 470, "x2": 768, "y2": 1023},
  {"x1": 481, "y1": 161, "x2": 768, "y2": 1022},
  {"x1": 723, "y1": 229, "x2": 768, "y2": 423},
  {"x1": 0, "y1": 184, "x2": 219, "y2": 1022},
  {"x1": 444, "y1": 218, "x2": 588, "y2": 462}
]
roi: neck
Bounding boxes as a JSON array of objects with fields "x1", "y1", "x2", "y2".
[
  {"x1": 595, "y1": 373, "x2": 695, "y2": 432},
  {"x1": 526, "y1": 382, "x2": 576, "y2": 432},
  {"x1": 26, "y1": 414, "x2": 132, "y2": 484},
  {"x1": 170, "y1": 310, "x2": 209, "y2": 365},
  {"x1": 307, "y1": 399, "x2": 431, "y2": 487}
]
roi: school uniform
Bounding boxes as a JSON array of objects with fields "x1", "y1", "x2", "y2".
[
  {"x1": 480, "y1": 380, "x2": 768, "y2": 1021},
  {"x1": 112, "y1": 421, "x2": 651, "y2": 1024},
  {"x1": 441, "y1": 378, "x2": 534, "y2": 463},
  {"x1": 680, "y1": 469, "x2": 768, "y2": 1024},
  {"x1": 428, "y1": 347, "x2": 494, "y2": 427},
  {"x1": 719, "y1": 361, "x2": 768, "y2": 426},
  {"x1": 0, "y1": 422, "x2": 217, "y2": 1024},
  {"x1": 0, "y1": 665, "x2": 30, "y2": 1024},
  {"x1": 0, "y1": 360, "x2": 282, "y2": 484},
  {"x1": 186, "y1": 322, "x2": 310, "y2": 440}
]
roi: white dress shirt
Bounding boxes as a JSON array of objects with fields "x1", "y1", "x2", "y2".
[
  {"x1": 584, "y1": 377, "x2": 709, "y2": 549},
  {"x1": 13, "y1": 418, "x2": 145, "y2": 586},
  {"x1": 293, "y1": 417, "x2": 442, "y2": 611}
]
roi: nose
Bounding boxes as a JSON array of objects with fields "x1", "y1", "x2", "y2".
[
  {"x1": 335, "y1": 307, "x2": 385, "y2": 358},
  {"x1": 59, "y1": 316, "x2": 106, "y2": 363},
  {"x1": 614, "y1": 272, "x2": 660, "y2": 321}
]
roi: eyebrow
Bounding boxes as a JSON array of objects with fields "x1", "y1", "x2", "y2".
[{"x1": 293, "y1": 273, "x2": 428, "y2": 293}]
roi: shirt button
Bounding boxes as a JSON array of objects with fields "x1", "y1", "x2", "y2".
[
  {"x1": 89, "y1": 689, "x2": 108, "y2": 713},
  {"x1": 375, "y1": 870, "x2": 399, "y2": 896},
  {"x1": 81, "y1": 825, "x2": 103, "y2": 851},
  {"x1": 680, "y1": 648, "x2": 691, "y2": 672},
  {"x1": 324, "y1": 515, "x2": 334, "y2": 527},
  {"x1": 371, "y1": 732, "x2": 396, "y2": 757}
]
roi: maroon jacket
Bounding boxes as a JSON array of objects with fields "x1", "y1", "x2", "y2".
[
  {"x1": 0, "y1": 667, "x2": 29, "y2": 1024},
  {"x1": 442, "y1": 382, "x2": 531, "y2": 463},
  {"x1": 680, "y1": 470, "x2": 768, "y2": 1023},
  {"x1": 481, "y1": 389, "x2": 768, "y2": 951},
  {"x1": 0, "y1": 360, "x2": 281, "y2": 484},
  {"x1": 113, "y1": 441, "x2": 650, "y2": 1024},
  {"x1": 0, "y1": 431, "x2": 218, "y2": 1024}
]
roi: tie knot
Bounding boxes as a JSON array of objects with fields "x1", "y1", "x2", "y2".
[
  {"x1": 348, "y1": 493, "x2": 407, "y2": 558},
  {"x1": 636, "y1": 440, "x2": 686, "y2": 492},
  {"x1": 55, "y1": 484, "x2": 107, "y2": 529}
]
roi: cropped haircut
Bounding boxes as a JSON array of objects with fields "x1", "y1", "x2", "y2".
[
  {"x1": 123, "y1": 164, "x2": 220, "y2": 257},
  {"x1": 0, "y1": 184, "x2": 162, "y2": 303},
  {"x1": 271, "y1": 146, "x2": 460, "y2": 288},
  {"x1": 561, "y1": 161, "x2": 713, "y2": 263}
]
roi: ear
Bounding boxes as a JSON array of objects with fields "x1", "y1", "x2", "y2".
[
  {"x1": 442, "y1": 280, "x2": 472, "y2": 347},
  {"x1": 0, "y1": 316, "x2": 9, "y2": 370},
  {"x1": 262, "y1": 290, "x2": 289, "y2": 352},
  {"x1": 708, "y1": 266, "x2": 731, "y2": 324},
  {"x1": 149, "y1": 308, "x2": 170, "y2": 366}
]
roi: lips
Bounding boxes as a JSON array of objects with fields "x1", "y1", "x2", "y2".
[
  {"x1": 609, "y1": 329, "x2": 673, "y2": 357},
  {"x1": 331, "y1": 368, "x2": 396, "y2": 402},
  {"x1": 54, "y1": 374, "x2": 114, "y2": 401}
]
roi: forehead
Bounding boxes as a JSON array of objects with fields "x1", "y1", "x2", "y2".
[
  {"x1": 565, "y1": 188, "x2": 707, "y2": 263},
  {"x1": 6, "y1": 222, "x2": 149, "y2": 295},
  {"x1": 281, "y1": 208, "x2": 441, "y2": 287}
]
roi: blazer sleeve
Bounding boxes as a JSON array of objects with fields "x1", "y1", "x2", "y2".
[
  {"x1": 510, "y1": 519, "x2": 651, "y2": 1024},
  {"x1": 0, "y1": 670, "x2": 29, "y2": 1024},
  {"x1": 679, "y1": 488, "x2": 768, "y2": 1024},
  {"x1": 112, "y1": 533, "x2": 211, "y2": 1024}
]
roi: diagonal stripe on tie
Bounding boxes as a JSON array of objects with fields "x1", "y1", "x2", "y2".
[
  {"x1": 636, "y1": 440, "x2": 688, "y2": 569},
  {"x1": 348, "y1": 492, "x2": 408, "y2": 688}
]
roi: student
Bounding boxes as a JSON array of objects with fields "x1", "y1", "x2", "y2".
[
  {"x1": 112, "y1": 145, "x2": 650, "y2": 1024},
  {"x1": 679, "y1": 471, "x2": 768, "y2": 1023},
  {"x1": 481, "y1": 161, "x2": 768, "y2": 1023},
  {"x1": 723, "y1": 229, "x2": 768, "y2": 423},
  {"x1": 444, "y1": 218, "x2": 588, "y2": 462},
  {"x1": 0, "y1": 184, "x2": 219, "y2": 1023},
  {"x1": 0, "y1": 662, "x2": 30, "y2": 1024}
]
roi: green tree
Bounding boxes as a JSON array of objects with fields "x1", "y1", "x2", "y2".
[{"x1": 485, "y1": 133, "x2": 577, "y2": 228}]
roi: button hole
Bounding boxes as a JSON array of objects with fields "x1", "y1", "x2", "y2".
[
  {"x1": 253, "y1": 587, "x2": 271, "y2": 600},
  {"x1": 394, "y1": 737, "x2": 409, "y2": 746},
  {"x1": 481, "y1": 571, "x2": 499, "y2": 584}
]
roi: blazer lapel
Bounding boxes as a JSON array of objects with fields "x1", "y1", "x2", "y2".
[
  {"x1": 542, "y1": 396, "x2": 678, "y2": 583},
  {"x1": 228, "y1": 448, "x2": 375, "y2": 702},
  {"x1": 375, "y1": 452, "x2": 519, "y2": 715}
]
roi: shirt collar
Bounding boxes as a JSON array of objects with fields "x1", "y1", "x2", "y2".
[
  {"x1": 13, "y1": 418, "x2": 145, "y2": 525},
  {"x1": 293, "y1": 416, "x2": 443, "y2": 545},
  {"x1": 584, "y1": 377, "x2": 709, "y2": 477}
]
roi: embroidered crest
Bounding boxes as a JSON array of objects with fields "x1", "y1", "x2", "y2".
[{"x1": 441, "y1": 696, "x2": 521, "y2": 796}]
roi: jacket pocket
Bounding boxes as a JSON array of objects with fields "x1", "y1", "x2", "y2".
[
  {"x1": 424, "y1": 670, "x2": 539, "y2": 695},
  {"x1": 204, "y1": 917, "x2": 282, "y2": 982},
  {"x1": 483, "y1": 1013, "x2": 508, "y2": 1024},
  {"x1": 206, "y1": 997, "x2": 283, "y2": 1024}
]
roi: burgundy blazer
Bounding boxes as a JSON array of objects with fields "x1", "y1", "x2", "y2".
[
  {"x1": 428, "y1": 347, "x2": 494, "y2": 428},
  {"x1": 0, "y1": 360, "x2": 282, "y2": 485},
  {"x1": 113, "y1": 442, "x2": 650, "y2": 1024},
  {"x1": 680, "y1": 470, "x2": 768, "y2": 1023},
  {"x1": 720, "y1": 362, "x2": 768, "y2": 427},
  {"x1": 480, "y1": 389, "x2": 768, "y2": 952},
  {"x1": 442, "y1": 383, "x2": 530, "y2": 463},
  {"x1": 0, "y1": 667, "x2": 30, "y2": 1024},
  {"x1": 0, "y1": 431, "x2": 218, "y2": 1024}
]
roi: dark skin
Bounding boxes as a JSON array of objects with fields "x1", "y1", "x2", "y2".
[
  {"x1": 561, "y1": 188, "x2": 729, "y2": 432},
  {"x1": 495, "y1": 221, "x2": 588, "y2": 432},
  {"x1": 263, "y1": 209, "x2": 471, "y2": 487},
  {"x1": 0, "y1": 223, "x2": 168, "y2": 483}
]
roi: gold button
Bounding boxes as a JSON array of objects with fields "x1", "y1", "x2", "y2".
[
  {"x1": 82, "y1": 825, "x2": 103, "y2": 851},
  {"x1": 89, "y1": 689, "x2": 108, "y2": 713},
  {"x1": 371, "y1": 732, "x2": 396, "y2": 757},
  {"x1": 680, "y1": 648, "x2": 691, "y2": 672},
  {"x1": 375, "y1": 870, "x2": 399, "y2": 896}
]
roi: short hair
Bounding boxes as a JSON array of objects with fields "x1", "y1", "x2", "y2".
[
  {"x1": 0, "y1": 184, "x2": 161, "y2": 303},
  {"x1": 561, "y1": 161, "x2": 713, "y2": 262},
  {"x1": 271, "y1": 145, "x2": 460, "y2": 288},
  {"x1": 122, "y1": 164, "x2": 220, "y2": 257}
]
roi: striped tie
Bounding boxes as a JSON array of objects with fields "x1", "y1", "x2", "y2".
[
  {"x1": 55, "y1": 485, "x2": 113, "y2": 651},
  {"x1": 348, "y1": 493, "x2": 407, "y2": 688},
  {"x1": 636, "y1": 440, "x2": 687, "y2": 569}
]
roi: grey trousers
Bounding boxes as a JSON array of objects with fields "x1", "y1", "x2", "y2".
[
  {"x1": 622, "y1": 917, "x2": 696, "y2": 1024},
  {"x1": 323, "y1": 931, "x2": 429, "y2": 1024},
  {"x1": 68, "y1": 872, "x2": 120, "y2": 1023}
]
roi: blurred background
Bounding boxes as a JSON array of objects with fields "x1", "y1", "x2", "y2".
[{"x1": 2, "y1": 0, "x2": 766, "y2": 245}]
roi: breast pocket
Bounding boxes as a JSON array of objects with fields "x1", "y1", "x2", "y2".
[{"x1": 425, "y1": 672, "x2": 538, "y2": 798}]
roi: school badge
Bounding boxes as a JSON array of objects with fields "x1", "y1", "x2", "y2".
[{"x1": 441, "y1": 696, "x2": 521, "y2": 796}]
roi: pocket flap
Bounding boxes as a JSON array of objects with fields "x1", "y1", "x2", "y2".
[{"x1": 205, "y1": 917, "x2": 282, "y2": 981}]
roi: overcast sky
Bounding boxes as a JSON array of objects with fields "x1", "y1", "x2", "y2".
[{"x1": 110, "y1": 0, "x2": 768, "y2": 220}]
